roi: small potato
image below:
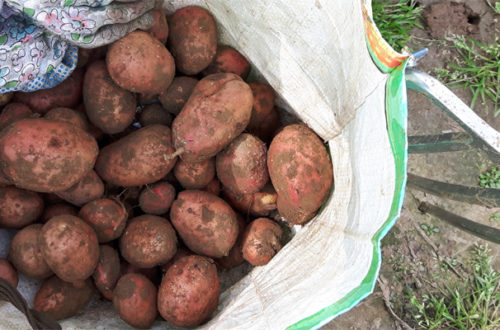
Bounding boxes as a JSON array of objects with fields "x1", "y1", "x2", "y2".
[
  {"x1": 44, "y1": 107, "x2": 88, "y2": 131},
  {"x1": 56, "y1": 170, "x2": 104, "y2": 206},
  {"x1": 42, "y1": 203, "x2": 78, "y2": 223},
  {"x1": 202, "y1": 45, "x2": 251, "y2": 79},
  {"x1": 107, "y1": 31, "x2": 175, "y2": 95},
  {"x1": 139, "y1": 103, "x2": 172, "y2": 127},
  {"x1": 147, "y1": 9, "x2": 168, "y2": 43},
  {"x1": 39, "y1": 215, "x2": 100, "y2": 283},
  {"x1": 79, "y1": 198, "x2": 128, "y2": 243},
  {"x1": 250, "y1": 106, "x2": 281, "y2": 143},
  {"x1": 0, "y1": 186, "x2": 44, "y2": 229},
  {"x1": 223, "y1": 184, "x2": 277, "y2": 217},
  {"x1": 157, "y1": 255, "x2": 219, "y2": 327},
  {"x1": 0, "y1": 103, "x2": 33, "y2": 131},
  {"x1": 34, "y1": 276, "x2": 94, "y2": 320},
  {"x1": 8, "y1": 224, "x2": 53, "y2": 279},
  {"x1": 242, "y1": 218, "x2": 282, "y2": 266},
  {"x1": 93, "y1": 245, "x2": 120, "y2": 300},
  {"x1": 120, "y1": 215, "x2": 177, "y2": 268},
  {"x1": 172, "y1": 73, "x2": 253, "y2": 162},
  {"x1": 216, "y1": 133, "x2": 268, "y2": 195},
  {"x1": 202, "y1": 177, "x2": 221, "y2": 196},
  {"x1": 168, "y1": 6, "x2": 217, "y2": 75},
  {"x1": 247, "y1": 83, "x2": 280, "y2": 142},
  {"x1": 170, "y1": 190, "x2": 238, "y2": 258},
  {"x1": 215, "y1": 214, "x2": 246, "y2": 269},
  {"x1": 138, "y1": 181, "x2": 176, "y2": 215},
  {"x1": 0, "y1": 258, "x2": 18, "y2": 287},
  {"x1": 113, "y1": 274, "x2": 157, "y2": 329},
  {"x1": 159, "y1": 76, "x2": 198, "y2": 116},
  {"x1": 174, "y1": 158, "x2": 215, "y2": 189}
]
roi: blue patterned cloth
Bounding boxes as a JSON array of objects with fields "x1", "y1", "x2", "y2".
[{"x1": 0, "y1": 0, "x2": 155, "y2": 93}]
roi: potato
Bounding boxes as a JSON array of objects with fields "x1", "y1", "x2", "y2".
[
  {"x1": 170, "y1": 190, "x2": 238, "y2": 258},
  {"x1": 247, "y1": 83, "x2": 281, "y2": 142},
  {"x1": 168, "y1": 6, "x2": 217, "y2": 75},
  {"x1": 13, "y1": 69, "x2": 84, "y2": 114},
  {"x1": 174, "y1": 158, "x2": 215, "y2": 189},
  {"x1": 42, "y1": 203, "x2": 78, "y2": 222},
  {"x1": 44, "y1": 107, "x2": 88, "y2": 131},
  {"x1": 56, "y1": 170, "x2": 104, "y2": 206},
  {"x1": 0, "y1": 118, "x2": 99, "y2": 193},
  {"x1": 83, "y1": 60, "x2": 137, "y2": 134},
  {"x1": 139, "y1": 103, "x2": 172, "y2": 127},
  {"x1": 34, "y1": 276, "x2": 94, "y2": 320},
  {"x1": 77, "y1": 46, "x2": 107, "y2": 68},
  {"x1": 250, "y1": 106, "x2": 281, "y2": 143},
  {"x1": 93, "y1": 245, "x2": 120, "y2": 300},
  {"x1": 113, "y1": 274, "x2": 157, "y2": 329},
  {"x1": 159, "y1": 247, "x2": 192, "y2": 274},
  {"x1": 0, "y1": 186, "x2": 43, "y2": 229},
  {"x1": 147, "y1": 9, "x2": 168, "y2": 43},
  {"x1": 138, "y1": 181, "x2": 176, "y2": 215},
  {"x1": 0, "y1": 92, "x2": 13, "y2": 107},
  {"x1": 0, "y1": 103, "x2": 33, "y2": 131},
  {"x1": 95, "y1": 124, "x2": 177, "y2": 187},
  {"x1": 215, "y1": 214, "x2": 246, "y2": 269},
  {"x1": 172, "y1": 73, "x2": 253, "y2": 162},
  {"x1": 8, "y1": 224, "x2": 53, "y2": 279},
  {"x1": 120, "y1": 262, "x2": 161, "y2": 286},
  {"x1": 39, "y1": 215, "x2": 99, "y2": 283},
  {"x1": 106, "y1": 31, "x2": 175, "y2": 95},
  {"x1": 242, "y1": 218, "x2": 282, "y2": 266},
  {"x1": 202, "y1": 177, "x2": 221, "y2": 196},
  {"x1": 202, "y1": 45, "x2": 251, "y2": 79},
  {"x1": 120, "y1": 215, "x2": 177, "y2": 268},
  {"x1": 268, "y1": 124, "x2": 333, "y2": 225},
  {"x1": 223, "y1": 184, "x2": 277, "y2": 217},
  {"x1": 216, "y1": 133, "x2": 268, "y2": 195},
  {"x1": 79, "y1": 198, "x2": 128, "y2": 243},
  {"x1": 157, "y1": 255, "x2": 219, "y2": 327},
  {"x1": 159, "y1": 76, "x2": 198, "y2": 116},
  {"x1": 0, "y1": 258, "x2": 18, "y2": 287}
]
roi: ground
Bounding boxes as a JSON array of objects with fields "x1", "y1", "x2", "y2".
[{"x1": 326, "y1": 0, "x2": 499, "y2": 328}]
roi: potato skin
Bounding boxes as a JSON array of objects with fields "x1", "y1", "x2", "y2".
[
  {"x1": 44, "y1": 107, "x2": 88, "y2": 131},
  {"x1": 95, "y1": 124, "x2": 177, "y2": 187},
  {"x1": 247, "y1": 83, "x2": 280, "y2": 142},
  {"x1": 242, "y1": 218, "x2": 282, "y2": 266},
  {"x1": 138, "y1": 181, "x2": 176, "y2": 215},
  {"x1": 42, "y1": 203, "x2": 78, "y2": 223},
  {"x1": 0, "y1": 186, "x2": 44, "y2": 229},
  {"x1": 215, "y1": 214, "x2": 246, "y2": 269},
  {"x1": 113, "y1": 273, "x2": 157, "y2": 329},
  {"x1": 120, "y1": 215, "x2": 177, "y2": 268},
  {"x1": 157, "y1": 255, "x2": 219, "y2": 327},
  {"x1": 172, "y1": 73, "x2": 253, "y2": 162},
  {"x1": 0, "y1": 103, "x2": 33, "y2": 131},
  {"x1": 8, "y1": 224, "x2": 53, "y2": 279},
  {"x1": 202, "y1": 177, "x2": 221, "y2": 196},
  {"x1": 0, "y1": 92, "x2": 13, "y2": 107},
  {"x1": 170, "y1": 190, "x2": 238, "y2": 258},
  {"x1": 83, "y1": 60, "x2": 137, "y2": 134},
  {"x1": 202, "y1": 45, "x2": 251, "y2": 79},
  {"x1": 106, "y1": 31, "x2": 175, "y2": 95},
  {"x1": 34, "y1": 276, "x2": 94, "y2": 320},
  {"x1": 39, "y1": 215, "x2": 100, "y2": 283},
  {"x1": 0, "y1": 118, "x2": 99, "y2": 193},
  {"x1": 93, "y1": 245, "x2": 120, "y2": 300},
  {"x1": 139, "y1": 103, "x2": 172, "y2": 127},
  {"x1": 147, "y1": 9, "x2": 168, "y2": 43},
  {"x1": 0, "y1": 258, "x2": 18, "y2": 287},
  {"x1": 174, "y1": 158, "x2": 215, "y2": 189},
  {"x1": 159, "y1": 76, "x2": 198, "y2": 116},
  {"x1": 223, "y1": 185, "x2": 277, "y2": 217},
  {"x1": 56, "y1": 170, "x2": 104, "y2": 206},
  {"x1": 79, "y1": 198, "x2": 128, "y2": 243},
  {"x1": 268, "y1": 124, "x2": 333, "y2": 225},
  {"x1": 168, "y1": 6, "x2": 217, "y2": 75}
]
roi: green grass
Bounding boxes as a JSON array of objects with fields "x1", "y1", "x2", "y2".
[
  {"x1": 489, "y1": 212, "x2": 500, "y2": 223},
  {"x1": 478, "y1": 167, "x2": 500, "y2": 188},
  {"x1": 371, "y1": 0, "x2": 423, "y2": 52}
]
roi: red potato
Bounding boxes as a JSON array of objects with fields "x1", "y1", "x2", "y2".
[
  {"x1": 0, "y1": 103, "x2": 33, "y2": 131},
  {"x1": 242, "y1": 218, "x2": 282, "y2": 266},
  {"x1": 157, "y1": 255, "x2": 219, "y2": 327},
  {"x1": 138, "y1": 181, "x2": 176, "y2": 215},
  {"x1": 170, "y1": 190, "x2": 238, "y2": 258},
  {"x1": 0, "y1": 118, "x2": 99, "y2": 193},
  {"x1": 0, "y1": 258, "x2": 18, "y2": 287},
  {"x1": 174, "y1": 158, "x2": 215, "y2": 189},
  {"x1": 268, "y1": 124, "x2": 333, "y2": 225},
  {"x1": 168, "y1": 6, "x2": 217, "y2": 75},
  {"x1": 95, "y1": 124, "x2": 176, "y2": 187},
  {"x1": 0, "y1": 186, "x2": 43, "y2": 229},
  {"x1": 250, "y1": 106, "x2": 281, "y2": 143},
  {"x1": 13, "y1": 69, "x2": 84, "y2": 114},
  {"x1": 34, "y1": 276, "x2": 94, "y2": 320},
  {"x1": 159, "y1": 247, "x2": 192, "y2": 274},
  {"x1": 106, "y1": 31, "x2": 175, "y2": 95},
  {"x1": 56, "y1": 170, "x2": 104, "y2": 206},
  {"x1": 120, "y1": 262, "x2": 161, "y2": 286},
  {"x1": 202, "y1": 177, "x2": 221, "y2": 196},
  {"x1": 223, "y1": 185, "x2": 277, "y2": 217},
  {"x1": 159, "y1": 76, "x2": 198, "y2": 116},
  {"x1": 83, "y1": 60, "x2": 137, "y2": 134},
  {"x1": 44, "y1": 107, "x2": 88, "y2": 131},
  {"x1": 8, "y1": 224, "x2": 53, "y2": 279},
  {"x1": 147, "y1": 9, "x2": 168, "y2": 43},
  {"x1": 216, "y1": 133, "x2": 269, "y2": 195},
  {"x1": 113, "y1": 274, "x2": 157, "y2": 329},
  {"x1": 42, "y1": 203, "x2": 78, "y2": 223},
  {"x1": 247, "y1": 83, "x2": 281, "y2": 142},
  {"x1": 172, "y1": 73, "x2": 253, "y2": 162},
  {"x1": 78, "y1": 198, "x2": 128, "y2": 243},
  {"x1": 202, "y1": 45, "x2": 251, "y2": 79},
  {"x1": 120, "y1": 215, "x2": 177, "y2": 268},
  {"x1": 139, "y1": 103, "x2": 172, "y2": 127},
  {"x1": 215, "y1": 214, "x2": 246, "y2": 269},
  {"x1": 93, "y1": 245, "x2": 120, "y2": 300},
  {"x1": 39, "y1": 215, "x2": 99, "y2": 283}
]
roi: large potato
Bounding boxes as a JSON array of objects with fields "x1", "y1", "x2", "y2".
[
  {"x1": 268, "y1": 124, "x2": 333, "y2": 225},
  {"x1": 172, "y1": 73, "x2": 253, "y2": 162},
  {"x1": 79, "y1": 198, "x2": 128, "y2": 243},
  {"x1": 95, "y1": 124, "x2": 176, "y2": 187},
  {"x1": 56, "y1": 170, "x2": 104, "y2": 206},
  {"x1": 0, "y1": 118, "x2": 98, "y2": 192},
  {"x1": 0, "y1": 186, "x2": 43, "y2": 229},
  {"x1": 93, "y1": 245, "x2": 120, "y2": 300}
]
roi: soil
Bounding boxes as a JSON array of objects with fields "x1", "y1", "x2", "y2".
[{"x1": 326, "y1": 0, "x2": 499, "y2": 328}]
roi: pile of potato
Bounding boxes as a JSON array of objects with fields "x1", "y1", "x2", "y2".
[{"x1": 0, "y1": 6, "x2": 333, "y2": 329}]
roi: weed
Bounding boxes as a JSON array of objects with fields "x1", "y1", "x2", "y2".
[
  {"x1": 489, "y1": 212, "x2": 500, "y2": 223},
  {"x1": 478, "y1": 167, "x2": 500, "y2": 188},
  {"x1": 420, "y1": 223, "x2": 440, "y2": 236}
]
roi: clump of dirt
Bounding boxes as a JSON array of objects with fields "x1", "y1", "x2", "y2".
[{"x1": 423, "y1": 1, "x2": 480, "y2": 38}]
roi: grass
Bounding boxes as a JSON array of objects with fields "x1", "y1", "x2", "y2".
[
  {"x1": 478, "y1": 167, "x2": 500, "y2": 188},
  {"x1": 420, "y1": 223, "x2": 440, "y2": 236},
  {"x1": 489, "y1": 212, "x2": 500, "y2": 223},
  {"x1": 371, "y1": 0, "x2": 423, "y2": 52}
]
